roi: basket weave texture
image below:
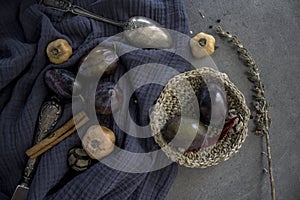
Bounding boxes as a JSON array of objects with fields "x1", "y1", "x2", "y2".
[{"x1": 150, "y1": 67, "x2": 250, "y2": 168}]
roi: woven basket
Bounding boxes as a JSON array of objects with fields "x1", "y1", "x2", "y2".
[{"x1": 150, "y1": 67, "x2": 250, "y2": 168}]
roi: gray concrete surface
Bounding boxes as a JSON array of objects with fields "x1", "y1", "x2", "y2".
[{"x1": 167, "y1": 0, "x2": 300, "y2": 200}]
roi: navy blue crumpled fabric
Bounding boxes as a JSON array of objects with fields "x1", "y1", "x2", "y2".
[{"x1": 0, "y1": 0, "x2": 191, "y2": 199}]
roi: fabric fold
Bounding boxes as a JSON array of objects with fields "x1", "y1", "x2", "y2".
[{"x1": 0, "y1": 0, "x2": 190, "y2": 199}]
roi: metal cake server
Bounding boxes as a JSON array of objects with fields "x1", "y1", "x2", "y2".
[
  {"x1": 39, "y1": 0, "x2": 173, "y2": 49},
  {"x1": 11, "y1": 97, "x2": 62, "y2": 200}
]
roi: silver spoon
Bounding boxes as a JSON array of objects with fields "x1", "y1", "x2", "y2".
[
  {"x1": 40, "y1": 0, "x2": 173, "y2": 49},
  {"x1": 11, "y1": 97, "x2": 62, "y2": 200}
]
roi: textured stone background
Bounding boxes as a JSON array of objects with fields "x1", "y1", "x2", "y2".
[{"x1": 167, "y1": 0, "x2": 300, "y2": 199}]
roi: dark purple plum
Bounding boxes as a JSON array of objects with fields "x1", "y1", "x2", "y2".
[
  {"x1": 44, "y1": 69, "x2": 78, "y2": 100},
  {"x1": 161, "y1": 116, "x2": 207, "y2": 149},
  {"x1": 197, "y1": 83, "x2": 228, "y2": 127},
  {"x1": 78, "y1": 46, "x2": 118, "y2": 77},
  {"x1": 94, "y1": 82, "x2": 123, "y2": 115}
]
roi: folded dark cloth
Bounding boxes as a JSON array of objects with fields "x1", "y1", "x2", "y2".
[{"x1": 0, "y1": 0, "x2": 190, "y2": 199}]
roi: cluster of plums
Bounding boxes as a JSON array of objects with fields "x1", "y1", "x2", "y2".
[{"x1": 44, "y1": 45, "x2": 122, "y2": 115}]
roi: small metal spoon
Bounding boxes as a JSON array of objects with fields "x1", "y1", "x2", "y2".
[{"x1": 40, "y1": 0, "x2": 173, "y2": 49}]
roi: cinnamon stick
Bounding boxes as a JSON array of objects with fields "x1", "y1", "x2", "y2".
[{"x1": 26, "y1": 111, "x2": 89, "y2": 158}]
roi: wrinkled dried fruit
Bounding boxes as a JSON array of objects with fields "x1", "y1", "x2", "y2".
[
  {"x1": 190, "y1": 32, "x2": 215, "y2": 58},
  {"x1": 161, "y1": 116, "x2": 207, "y2": 149},
  {"x1": 46, "y1": 39, "x2": 72, "y2": 64},
  {"x1": 79, "y1": 46, "x2": 118, "y2": 77},
  {"x1": 82, "y1": 125, "x2": 116, "y2": 160},
  {"x1": 94, "y1": 82, "x2": 123, "y2": 115},
  {"x1": 68, "y1": 147, "x2": 92, "y2": 172},
  {"x1": 198, "y1": 83, "x2": 228, "y2": 127},
  {"x1": 44, "y1": 68, "x2": 79, "y2": 99}
]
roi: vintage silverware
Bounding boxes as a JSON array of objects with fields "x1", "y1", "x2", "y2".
[
  {"x1": 26, "y1": 111, "x2": 89, "y2": 159},
  {"x1": 11, "y1": 97, "x2": 62, "y2": 200},
  {"x1": 39, "y1": 0, "x2": 173, "y2": 49}
]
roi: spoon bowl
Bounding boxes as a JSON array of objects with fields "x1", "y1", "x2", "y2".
[
  {"x1": 41, "y1": 0, "x2": 173, "y2": 49},
  {"x1": 124, "y1": 16, "x2": 173, "y2": 49}
]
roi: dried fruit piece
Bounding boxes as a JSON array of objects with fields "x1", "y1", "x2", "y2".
[
  {"x1": 94, "y1": 82, "x2": 123, "y2": 115},
  {"x1": 78, "y1": 46, "x2": 118, "y2": 77},
  {"x1": 46, "y1": 39, "x2": 72, "y2": 64},
  {"x1": 197, "y1": 83, "x2": 228, "y2": 127},
  {"x1": 161, "y1": 116, "x2": 207, "y2": 149},
  {"x1": 44, "y1": 68, "x2": 79, "y2": 99},
  {"x1": 68, "y1": 147, "x2": 92, "y2": 172},
  {"x1": 190, "y1": 32, "x2": 215, "y2": 58},
  {"x1": 82, "y1": 125, "x2": 116, "y2": 160}
]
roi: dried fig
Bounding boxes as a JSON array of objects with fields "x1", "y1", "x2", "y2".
[
  {"x1": 82, "y1": 125, "x2": 116, "y2": 160},
  {"x1": 46, "y1": 39, "x2": 72, "y2": 64},
  {"x1": 190, "y1": 32, "x2": 215, "y2": 58}
]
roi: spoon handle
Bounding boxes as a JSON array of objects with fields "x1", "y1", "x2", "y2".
[
  {"x1": 71, "y1": 5, "x2": 125, "y2": 28},
  {"x1": 40, "y1": 0, "x2": 125, "y2": 28},
  {"x1": 22, "y1": 97, "x2": 62, "y2": 187}
]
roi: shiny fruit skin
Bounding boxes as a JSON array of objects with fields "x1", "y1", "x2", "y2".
[
  {"x1": 161, "y1": 116, "x2": 207, "y2": 149},
  {"x1": 94, "y1": 82, "x2": 123, "y2": 115},
  {"x1": 78, "y1": 46, "x2": 118, "y2": 77},
  {"x1": 198, "y1": 83, "x2": 228, "y2": 127},
  {"x1": 44, "y1": 68, "x2": 76, "y2": 99}
]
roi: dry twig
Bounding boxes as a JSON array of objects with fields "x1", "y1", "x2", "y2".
[{"x1": 215, "y1": 25, "x2": 275, "y2": 200}]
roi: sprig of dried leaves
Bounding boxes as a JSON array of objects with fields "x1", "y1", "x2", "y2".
[{"x1": 215, "y1": 25, "x2": 275, "y2": 200}]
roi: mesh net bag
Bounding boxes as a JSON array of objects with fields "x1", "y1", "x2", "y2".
[{"x1": 150, "y1": 67, "x2": 250, "y2": 168}]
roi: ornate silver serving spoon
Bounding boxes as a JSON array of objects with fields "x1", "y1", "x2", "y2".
[
  {"x1": 11, "y1": 97, "x2": 62, "y2": 200},
  {"x1": 40, "y1": 0, "x2": 173, "y2": 49}
]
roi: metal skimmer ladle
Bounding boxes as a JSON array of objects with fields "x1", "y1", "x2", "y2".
[{"x1": 40, "y1": 0, "x2": 173, "y2": 49}]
